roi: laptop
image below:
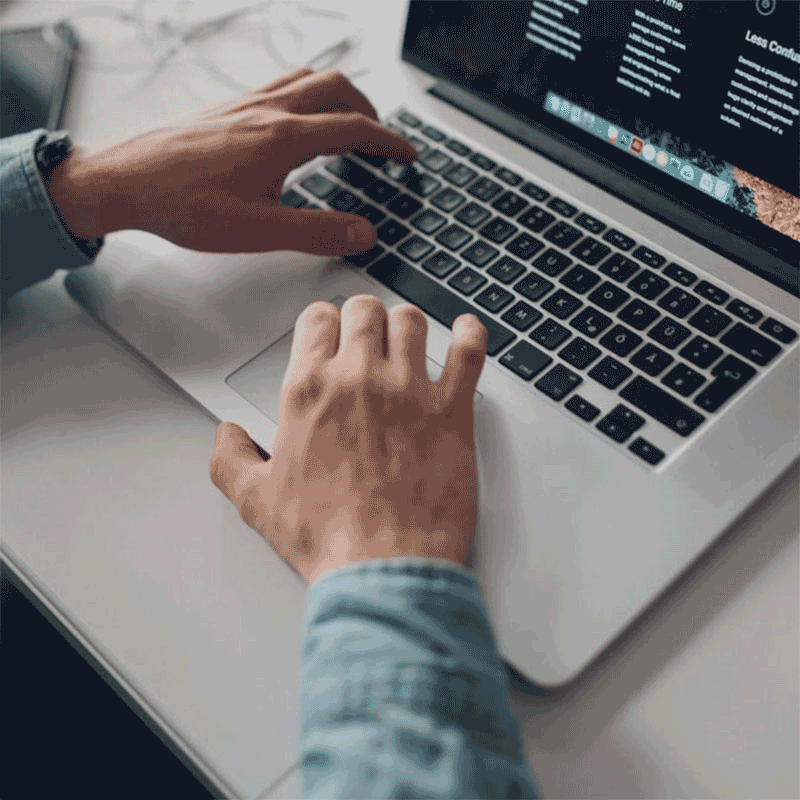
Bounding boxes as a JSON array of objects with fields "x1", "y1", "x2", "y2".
[{"x1": 64, "y1": 1, "x2": 799, "y2": 689}]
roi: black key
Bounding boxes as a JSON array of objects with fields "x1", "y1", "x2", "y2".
[
  {"x1": 376, "y1": 219, "x2": 410, "y2": 246},
  {"x1": 599, "y1": 324, "x2": 642, "y2": 357},
  {"x1": 468, "y1": 177, "x2": 504, "y2": 202},
  {"x1": 694, "y1": 280, "x2": 729, "y2": 305},
  {"x1": 406, "y1": 136, "x2": 428, "y2": 156},
  {"x1": 589, "y1": 356, "x2": 633, "y2": 389},
  {"x1": 695, "y1": 356, "x2": 757, "y2": 412},
  {"x1": 629, "y1": 438, "x2": 665, "y2": 465},
  {"x1": 544, "y1": 221, "x2": 583, "y2": 249},
  {"x1": 499, "y1": 340, "x2": 552, "y2": 381},
  {"x1": 469, "y1": 152, "x2": 497, "y2": 171},
  {"x1": 411, "y1": 209, "x2": 447, "y2": 234},
  {"x1": 443, "y1": 163, "x2": 479, "y2": 187},
  {"x1": 618, "y1": 299, "x2": 660, "y2": 330},
  {"x1": 455, "y1": 202, "x2": 492, "y2": 228},
  {"x1": 342, "y1": 243, "x2": 385, "y2": 269},
  {"x1": 462, "y1": 240, "x2": 500, "y2": 267},
  {"x1": 571, "y1": 237, "x2": 611, "y2": 266},
  {"x1": 657, "y1": 287, "x2": 701, "y2": 318},
  {"x1": 532, "y1": 248, "x2": 572, "y2": 276},
  {"x1": 354, "y1": 203, "x2": 387, "y2": 227},
  {"x1": 383, "y1": 160, "x2": 414, "y2": 183},
  {"x1": 546, "y1": 197, "x2": 577, "y2": 217},
  {"x1": 628, "y1": 269, "x2": 669, "y2": 300},
  {"x1": 631, "y1": 245, "x2": 666, "y2": 269},
  {"x1": 647, "y1": 317, "x2": 691, "y2": 350},
  {"x1": 588, "y1": 282, "x2": 630, "y2": 312},
  {"x1": 328, "y1": 187, "x2": 362, "y2": 212},
  {"x1": 518, "y1": 206, "x2": 556, "y2": 233},
  {"x1": 542, "y1": 289, "x2": 583, "y2": 319},
  {"x1": 352, "y1": 150, "x2": 388, "y2": 168},
  {"x1": 570, "y1": 307, "x2": 613, "y2": 338},
  {"x1": 630, "y1": 343, "x2": 674, "y2": 376},
  {"x1": 448, "y1": 267, "x2": 488, "y2": 296},
  {"x1": 565, "y1": 394, "x2": 601, "y2": 422},
  {"x1": 405, "y1": 171, "x2": 441, "y2": 198},
  {"x1": 760, "y1": 317, "x2": 797, "y2": 344},
  {"x1": 421, "y1": 124, "x2": 447, "y2": 142},
  {"x1": 520, "y1": 182, "x2": 550, "y2": 202},
  {"x1": 431, "y1": 188, "x2": 466, "y2": 213},
  {"x1": 421, "y1": 250, "x2": 460, "y2": 278},
  {"x1": 661, "y1": 363, "x2": 706, "y2": 396},
  {"x1": 727, "y1": 299, "x2": 763, "y2": 324},
  {"x1": 367, "y1": 254, "x2": 516, "y2": 356},
  {"x1": 325, "y1": 156, "x2": 375, "y2": 189},
  {"x1": 620, "y1": 376, "x2": 705, "y2": 436},
  {"x1": 560, "y1": 265, "x2": 601, "y2": 295},
  {"x1": 535, "y1": 364, "x2": 582, "y2": 400},
  {"x1": 445, "y1": 139, "x2": 470, "y2": 157},
  {"x1": 491, "y1": 191, "x2": 529, "y2": 218},
  {"x1": 435, "y1": 224, "x2": 473, "y2": 251},
  {"x1": 385, "y1": 194, "x2": 422, "y2": 220},
  {"x1": 575, "y1": 213, "x2": 606, "y2": 234},
  {"x1": 495, "y1": 167, "x2": 523, "y2": 186},
  {"x1": 530, "y1": 319, "x2": 571, "y2": 350},
  {"x1": 300, "y1": 172, "x2": 338, "y2": 199},
  {"x1": 397, "y1": 235, "x2": 435, "y2": 262},
  {"x1": 398, "y1": 111, "x2": 421, "y2": 127},
  {"x1": 688, "y1": 305, "x2": 732, "y2": 337},
  {"x1": 712, "y1": 354, "x2": 757, "y2": 383},
  {"x1": 280, "y1": 188, "x2": 307, "y2": 208},
  {"x1": 364, "y1": 178, "x2": 400, "y2": 204},
  {"x1": 501, "y1": 301, "x2": 543, "y2": 331},
  {"x1": 597, "y1": 405, "x2": 645, "y2": 443},
  {"x1": 487, "y1": 255, "x2": 526, "y2": 284},
  {"x1": 386, "y1": 122, "x2": 405, "y2": 134},
  {"x1": 559, "y1": 337, "x2": 602, "y2": 369},
  {"x1": 663, "y1": 263, "x2": 697, "y2": 287},
  {"x1": 719, "y1": 322, "x2": 782, "y2": 366},
  {"x1": 420, "y1": 149, "x2": 453, "y2": 173},
  {"x1": 479, "y1": 217, "x2": 518, "y2": 244},
  {"x1": 506, "y1": 233, "x2": 545, "y2": 261},
  {"x1": 475, "y1": 284, "x2": 515, "y2": 313},
  {"x1": 679, "y1": 336, "x2": 724, "y2": 370},
  {"x1": 599, "y1": 253, "x2": 639, "y2": 282},
  {"x1": 602, "y1": 229, "x2": 636, "y2": 250},
  {"x1": 514, "y1": 271, "x2": 555, "y2": 302}
]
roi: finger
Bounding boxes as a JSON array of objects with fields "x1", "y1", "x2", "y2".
[
  {"x1": 436, "y1": 314, "x2": 488, "y2": 409},
  {"x1": 337, "y1": 294, "x2": 388, "y2": 366},
  {"x1": 287, "y1": 300, "x2": 340, "y2": 375},
  {"x1": 387, "y1": 303, "x2": 428, "y2": 387},
  {"x1": 255, "y1": 66, "x2": 316, "y2": 95},
  {"x1": 209, "y1": 422, "x2": 270, "y2": 509}
]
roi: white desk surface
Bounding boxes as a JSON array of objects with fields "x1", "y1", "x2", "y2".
[{"x1": 2, "y1": 2, "x2": 798, "y2": 798}]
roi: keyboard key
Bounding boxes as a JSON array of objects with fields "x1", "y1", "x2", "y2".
[
  {"x1": 694, "y1": 356, "x2": 757, "y2": 412},
  {"x1": 469, "y1": 152, "x2": 497, "y2": 171},
  {"x1": 492, "y1": 191, "x2": 529, "y2": 218},
  {"x1": 443, "y1": 163, "x2": 479, "y2": 187},
  {"x1": 406, "y1": 136, "x2": 428, "y2": 156},
  {"x1": 647, "y1": 317, "x2": 691, "y2": 349},
  {"x1": 565, "y1": 394, "x2": 601, "y2": 421},
  {"x1": 367, "y1": 254, "x2": 516, "y2": 356},
  {"x1": 386, "y1": 194, "x2": 423, "y2": 219},
  {"x1": 687, "y1": 305, "x2": 732, "y2": 337},
  {"x1": 628, "y1": 269, "x2": 669, "y2": 300},
  {"x1": 421, "y1": 250, "x2": 460, "y2": 278},
  {"x1": 280, "y1": 188, "x2": 307, "y2": 208},
  {"x1": 599, "y1": 253, "x2": 639, "y2": 282},
  {"x1": 599, "y1": 324, "x2": 642, "y2": 357},
  {"x1": 300, "y1": 172, "x2": 338, "y2": 199},
  {"x1": 455, "y1": 202, "x2": 492, "y2": 228},
  {"x1": 445, "y1": 139, "x2": 470, "y2": 156},
  {"x1": 514, "y1": 271, "x2": 555, "y2": 302},
  {"x1": 560, "y1": 265, "x2": 601, "y2": 294},
  {"x1": 589, "y1": 356, "x2": 633, "y2": 389},
  {"x1": 376, "y1": 219, "x2": 410, "y2": 246},
  {"x1": 343, "y1": 242, "x2": 385, "y2": 269},
  {"x1": 542, "y1": 289, "x2": 583, "y2": 319},
  {"x1": 364, "y1": 178, "x2": 400, "y2": 204},
  {"x1": 661, "y1": 363, "x2": 706, "y2": 396},
  {"x1": 352, "y1": 150, "x2": 388, "y2": 168},
  {"x1": 487, "y1": 255, "x2": 526, "y2": 284},
  {"x1": 619, "y1": 377, "x2": 705, "y2": 436},
  {"x1": 475, "y1": 284, "x2": 515, "y2": 313},
  {"x1": 631, "y1": 245, "x2": 666, "y2": 269},
  {"x1": 719, "y1": 322, "x2": 782, "y2": 366},
  {"x1": 618, "y1": 299, "x2": 660, "y2": 330},
  {"x1": 726, "y1": 299, "x2": 763, "y2": 324},
  {"x1": 712, "y1": 354, "x2": 757, "y2": 383},
  {"x1": 575, "y1": 213, "x2": 606, "y2": 234},
  {"x1": 570, "y1": 307, "x2": 613, "y2": 338},
  {"x1": 657, "y1": 287, "x2": 701, "y2": 318},
  {"x1": 325, "y1": 155, "x2": 375, "y2": 189},
  {"x1": 398, "y1": 111, "x2": 421, "y2": 127},
  {"x1": 544, "y1": 221, "x2": 583, "y2": 249},
  {"x1": 499, "y1": 340, "x2": 552, "y2": 380},
  {"x1": 462, "y1": 240, "x2": 500, "y2": 267},
  {"x1": 532, "y1": 248, "x2": 572, "y2": 276},
  {"x1": 385, "y1": 122, "x2": 405, "y2": 134},
  {"x1": 404, "y1": 171, "x2": 441, "y2": 198},
  {"x1": 328, "y1": 187, "x2": 362, "y2": 212},
  {"x1": 546, "y1": 197, "x2": 577, "y2": 217},
  {"x1": 495, "y1": 167, "x2": 523, "y2": 186},
  {"x1": 694, "y1": 280, "x2": 729, "y2": 305},
  {"x1": 354, "y1": 203, "x2": 387, "y2": 226},
  {"x1": 479, "y1": 217, "x2": 518, "y2": 244},
  {"x1": 397, "y1": 235, "x2": 435, "y2": 262},
  {"x1": 760, "y1": 317, "x2": 798, "y2": 344},
  {"x1": 421, "y1": 124, "x2": 447, "y2": 141},
  {"x1": 530, "y1": 319, "x2": 572, "y2": 349},
  {"x1": 629, "y1": 438, "x2": 665, "y2": 465},
  {"x1": 435, "y1": 224, "x2": 473, "y2": 251},
  {"x1": 535, "y1": 364, "x2": 582, "y2": 400},
  {"x1": 663, "y1": 263, "x2": 697, "y2": 287},
  {"x1": 630, "y1": 343, "x2": 674, "y2": 376},
  {"x1": 468, "y1": 176, "x2": 504, "y2": 201},
  {"x1": 420, "y1": 149, "x2": 453, "y2": 172},
  {"x1": 431, "y1": 188, "x2": 466, "y2": 212},
  {"x1": 678, "y1": 336, "x2": 723, "y2": 369},
  {"x1": 518, "y1": 206, "x2": 556, "y2": 233},
  {"x1": 571, "y1": 237, "x2": 611, "y2": 266},
  {"x1": 448, "y1": 267, "x2": 488, "y2": 296},
  {"x1": 603, "y1": 228, "x2": 636, "y2": 250},
  {"x1": 597, "y1": 405, "x2": 645, "y2": 443},
  {"x1": 411, "y1": 209, "x2": 447, "y2": 234},
  {"x1": 383, "y1": 160, "x2": 413, "y2": 182},
  {"x1": 520, "y1": 182, "x2": 550, "y2": 202},
  {"x1": 501, "y1": 301, "x2": 543, "y2": 331},
  {"x1": 559, "y1": 337, "x2": 602, "y2": 369},
  {"x1": 588, "y1": 282, "x2": 630, "y2": 312},
  {"x1": 506, "y1": 233, "x2": 545, "y2": 261}
]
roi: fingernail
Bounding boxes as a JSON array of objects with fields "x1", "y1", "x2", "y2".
[{"x1": 347, "y1": 218, "x2": 375, "y2": 248}]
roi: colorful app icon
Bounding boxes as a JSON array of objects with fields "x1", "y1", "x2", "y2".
[
  {"x1": 642, "y1": 144, "x2": 656, "y2": 161},
  {"x1": 570, "y1": 106, "x2": 582, "y2": 123},
  {"x1": 581, "y1": 110, "x2": 596, "y2": 129},
  {"x1": 608, "y1": 125, "x2": 619, "y2": 142},
  {"x1": 656, "y1": 151, "x2": 668, "y2": 167},
  {"x1": 548, "y1": 94, "x2": 560, "y2": 112},
  {"x1": 714, "y1": 180, "x2": 730, "y2": 199},
  {"x1": 680, "y1": 164, "x2": 695, "y2": 181},
  {"x1": 699, "y1": 173, "x2": 714, "y2": 193},
  {"x1": 630, "y1": 137, "x2": 644, "y2": 155},
  {"x1": 669, "y1": 156, "x2": 681, "y2": 169},
  {"x1": 620, "y1": 132, "x2": 631, "y2": 146},
  {"x1": 559, "y1": 100, "x2": 571, "y2": 117}
]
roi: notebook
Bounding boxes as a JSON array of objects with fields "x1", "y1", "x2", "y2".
[{"x1": 65, "y1": 1, "x2": 799, "y2": 687}]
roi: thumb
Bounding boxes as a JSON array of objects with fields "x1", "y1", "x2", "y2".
[{"x1": 209, "y1": 421, "x2": 271, "y2": 507}]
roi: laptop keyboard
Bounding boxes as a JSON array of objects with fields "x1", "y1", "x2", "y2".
[{"x1": 280, "y1": 107, "x2": 798, "y2": 468}]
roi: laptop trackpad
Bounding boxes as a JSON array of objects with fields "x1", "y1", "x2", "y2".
[{"x1": 226, "y1": 296, "x2": 481, "y2": 427}]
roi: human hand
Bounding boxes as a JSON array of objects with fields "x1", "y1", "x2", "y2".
[
  {"x1": 43, "y1": 67, "x2": 417, "y2": 255},
  {"x1": 209, "y1": 296, "x2": 488, "y2": 585}
]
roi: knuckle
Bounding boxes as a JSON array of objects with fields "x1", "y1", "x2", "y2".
[
  {"x1": 285, "y1": 372, "x2": 326, "y2": 415},
  {"x1": 323, "y1": 67, "x2": 350, "y2": 89},
  {"x1": 393, "y1": 303, "x2": 427, "y2": 328},
  {"x1": 233, "y1": 475, "x2": 261, "y2": 526},
  {"x1": 346, "y1": 294, "x2": 384, "y2": 317},
  {"x1": 299, "y1": 300, "x2": 339, "y2": 327}
]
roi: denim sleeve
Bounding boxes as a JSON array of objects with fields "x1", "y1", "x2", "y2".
[
  {"x1": 1, "y1": 130, "x2": 103, "y2": 306},
  {"x1": 299, "y1": 557, "x2": 541, "y2": 799}
]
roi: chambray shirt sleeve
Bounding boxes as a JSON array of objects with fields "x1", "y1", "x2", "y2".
[
  {"x1": 1, "y1": 129, "x2": 104, "y2": 307},
  {"x1": 299, "y1": 557, "x2": 541, "y2": 799}
]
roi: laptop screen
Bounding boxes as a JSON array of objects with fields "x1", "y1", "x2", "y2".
[{"x1": 402, "y1": 1, "x2": 799, "y2": 293}]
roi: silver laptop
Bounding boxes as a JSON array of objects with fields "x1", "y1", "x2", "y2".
[{"x1": 64, "y1": 1, "x2": 799, "y2": 688}]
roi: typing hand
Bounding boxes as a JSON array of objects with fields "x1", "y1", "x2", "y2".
[
  {"x1": 209, "y1": 296, "x2": 487, "y2": 584},
  {"x1": 43, "y1": 67, "x2": 417, "y2": 256}
]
